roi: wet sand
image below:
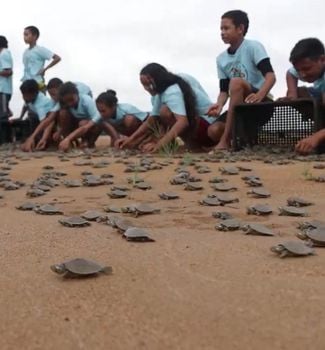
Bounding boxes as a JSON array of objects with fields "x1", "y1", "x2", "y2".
[{"x1": 0, "y1": 144, "x2": 325, "y2": 350}]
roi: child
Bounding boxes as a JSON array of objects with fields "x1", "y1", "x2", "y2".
[
  {"x1": 286, "y1": 38, "x2": 325, "y2": 154},
  {"x1": 21, "y1": 78, "x2": 92, "y2": 151},
  {"x1": 0, "y1": 35, "x2": 13, "y2": 120},
  {"x1": 117, "y1": 63, "x2": 222, "y2": 152},
  {"x1": 207, "y1": 10, "x2": 276, "y2": 150},
  {"x1": 56, "y1": 82, "x2": 104, "y2": 151},
  {"x1": 22, "y1": 26, "x2": 61, "y2": 90},
  {"x1": 95, "y1": 90, "x2": 148, "y2": 146}
]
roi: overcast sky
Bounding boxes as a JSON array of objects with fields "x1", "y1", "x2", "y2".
[{"x1": 2, "y1": 0, "x2": 325, "y2": 115}]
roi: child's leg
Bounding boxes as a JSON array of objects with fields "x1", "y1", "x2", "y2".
[
  {"x1": 216, "y1": 78, "x2": 252, "y2": 150},
  {"x1": 207, "y1": 122, "x2": 225, "y2": 145},
  {"x1": 79, "y1": 120, "x2": 102, "y2": 148},
  {"x1": 121, "y1": 115, "x2": 142, "y2": 136},
  {"x1": 57, "y1": 109, "x2": 78, "y2": 138}
]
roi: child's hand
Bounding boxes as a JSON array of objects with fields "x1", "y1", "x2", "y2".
[
  {"x1": 140, "y1": 142, "x2": 158, "y2": 153},
  {"x1": 295, "y1": 136, "x2": 319, "y2": 155},
  {"x1": 115, "y1": 137, "x2": 130, "y2": 149},
  {"x1": 245, "y1": 93, "x2": 263, "y2": 103},
  {"x1": 21, "y1": 137, "x2": 35, "y2": 152},
  {"x1": 207, "y1": 104, "x2": 222, "y2": 116},
  {"x1": 35, "y1": 138, "x2": 47, "y2": 151},
  {"x1": 58, "y1": 139, "x2": 71, "y2": 152}
]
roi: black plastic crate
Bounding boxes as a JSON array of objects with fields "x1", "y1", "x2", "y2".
[{"x1": 233, "y1": 99, "x2": 322, "y2": 150}]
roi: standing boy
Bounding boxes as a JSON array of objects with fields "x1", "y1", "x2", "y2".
[
  {"x1": 207, "y1": 10, "x2": 276, "y2": 150},
  {"x1": 0, "y1": 35, "x2": 13, "y2": 120},
  {"x1": 22, "y1": 26, "x2": 61, "y2": 90}
]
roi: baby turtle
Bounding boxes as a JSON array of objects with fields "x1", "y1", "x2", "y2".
[
  {"x1": 16, "y1": 202, "x2": 38, "y2": 211},
  {"x1": 4, "y1": 182, "x2": 20, "y2": 191},
  {"x1": 26, "y1": 188, "x2": 45, "y2": 198},
  {"x1": 184, "y1": 182, "x2": 203, "y2": 191},
  {"x1": 158, "y1": 192, "x2": 179, "y2": 200},
  {"x1": 245, "y1": 178, "x2": 263, "y2": 187},
  {"x1": 212, "y1": 183, "x2": 237, "y2": 192},
  {"x1": 123, "y1": 227, "x2": 155, "y2": 242},
  {"x1": 209, "y1": 176, "x2": 228, "y2": 184},
  {"x1": 110, "y1": 217, "x2": 134, "y2": 232},
  {"x1": 133, "y1": 182, "x2": 152, "y2": 190},
  {"x1": 313, "y1": 163, "x2": 325, "y2": 169},
  {"x1": 247, "y1": 188, "x2": 271, "y2": 198},
  {"x1": 278, "y1": 206, "x2": 307, "y2": 217},
  {"x1": 242, "y1": 223, "x2": 274, "y2": 236},
  {"x1": 314, "y1": 175, "x2": 325, "y2": 183},
  {"x1": 51, "y1": 258, "x2": 112, "y2": 278},
  {"x1": 111, "y1": 185, "x2": 130, "y2": 192},
  {"x1": 270, "y1": 241, "x2": 315, "y2": 258},
  {"x1": 170, "y1": 176, "x2": 187, "y2": 185},
  {"x1": 122, "y1": 203, "x2": 160, "y2": 217},
  {"x1": 287, "y1": 197, "x2": 313, "y2": 207},
  {"x1": 74, "y1": 160, "x2": 94, "y2": 166},
  {"x1": 108, "y1": 189, "x2": 128, "y2": 199},
  {"x1": 219, "y1": 166, "x2": 239, "y2": 175},
  {"x1": 83, "y1": 175, "x2": 104, "y2": 187},
  {"x1": 213, "y1": 193, "x2": 239, "y2": 205},
  {"x1": 34, "y1": 204, "x2": 63, "y2": 215},
  {"x1": 237, "y1": 165, "x2": 252, "y2": 172},
  {"x1": 103, "y1": 205, "x2": 122, "y2": 213},
  {"x1": 215, "y1": 219, "x2": 241, "y2": 231},
  {"x1": 81, "y1": 210, "x2": 104, "y2": 221},
  {"x1": 298, "y1": 220, "x2": 325, "y2": 231},
  {"x1": 247, "y1": 204, "x2": 273, "y2": 216},
  {"x1": 59, "y1": 216, "x2": 91, "y2": 227},
  {"x1": 212, "y1": 211, "x2": 234, "y2": 220},
  {"x1": 63, "y1": 179, "x2": 82, "y2": 188},
  {"x1": 199, "y1": 197, "x2": 221, "y2": 206},
  {"x1": 197, "y1": 166, "x2": 211, "y2": 174},
  {"x1": 297, "y1": 228, "x2": 325, "y2": 247}
]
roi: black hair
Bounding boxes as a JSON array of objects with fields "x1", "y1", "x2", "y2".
[
  {"x1": 222, "y1": 10, "x2": 249, "y2": 36},
  {"x1": 58, "y1": 82, "x2": 78, "y2": 104},
  {"x1": 290, "y1": 38, "x2": 325, "y2": 64},
  {"x1": 25, "y1": 26, "x2": 40, "y2": 39},
  {"x1": 20, "y1": 79, "x2": 39, "y2": 94},
  {"x1": 47, "y1": 78, "x2": 63, "y2": 90},
  {"x1": 0, "y1": 35, "x2": 8, "y2": 48},
  {"x1": 96, "y1": 89, "x2": 118, "y2": 107},
  {"x1": 140, "y1": 63, "x2": 197, "y2": 128}
]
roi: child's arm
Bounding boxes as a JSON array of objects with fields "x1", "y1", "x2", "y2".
[
  {"x1": 35, "y1": 121, "x2": 55, "y2": 150},
  {"x1": 207, "y1": 91, "x2": 229, "y2": 116},
  {"x1": 38, "y1": 54, "x2": 61, "y2": 76},
  {"x1": 245, "y1": 72, "x2": 276, "y2": 103},
  {"x1": 286, "y1": 70, "x2": 299, "y2": 99},
  {"x1": 59, "y1": 120, "x2": 95, "y2": 151},
  {"x1": 295, "y1": 129, "x2": 325, "y2": 155},
  {"x1": 101, "y1": 122, "x2": 120, "y2": 146}
]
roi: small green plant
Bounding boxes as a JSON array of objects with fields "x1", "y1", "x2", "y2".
[{"x1": 301, "y1": 167, "x2": 314, "y2": 181}]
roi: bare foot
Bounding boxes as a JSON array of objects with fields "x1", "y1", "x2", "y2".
[{"x1": 214, "y1": 140, "x2": 231, "y2": 150}]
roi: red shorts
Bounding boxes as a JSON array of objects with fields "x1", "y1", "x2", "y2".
[{"x1": 194, "y1": 118, "x2": 216, "y2": 147}]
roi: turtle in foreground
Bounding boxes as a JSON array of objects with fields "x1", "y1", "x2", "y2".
[
  {"x1": 16, "y1": 202, "x2": 38, "y2": 211},
  {"x1": 123, "y1": 227, "x2": 155, "y2": 242},
  {"x1": 212, "y1": 211, "x2": 233, "y2": 220},
  {"x1": 215, "y1": 219, "x2": 241, "y2": 231},
  {"x1": 110, "y1": 217, "x2": 134, "y2": 232},
  {"x1": 51, "y1": 258, "x2": 112, "y2": 278},
  {"x1": 297, "y1": 228, "x2": 325, "y2": 247},
  {"x1": 184, "y1": 182, "x2": 203, "y2": 191},
  {"x1": 278, "y1": 206, "x2": 307, "y2": 217},
  {"x1": 26, "y1": 188, "x2": 46, "y2": 198},
  {"x1": 199, "y1": 197, "x2": 221, "y2": 206},
  {"x1": 270, "y1": 241, "x2": 315, "y2": 258},
  {"x1": 242, "y1": 223, "x2": 275, "y2": 236},
  {"x1": 59, "y1": 216, "x2": 91, "y2": 227},
  {"x1": 298, "y1": 220, "x2": 325, "y2": 231},
  {"x1": 108, "y1": 189, "x2": 128, "y2": 199},
  {"x1": 81, "y1": 210, "x2": 104, "y2": 221},
  {"x1": 158, "y1": 192, "x2": 179, "y2": 200},
  {"x1": 247, "y1": 204, "x2": 273, "y2": 216},
  {"x1": 287, "y1": 197, "x2": 313, "y2": 207},
  {"x1": 34, "y1": 204, "x2": 63, "y2": 215},
  {"x1": 247, "y1": 188, "x2": 271, "y2": 198}
]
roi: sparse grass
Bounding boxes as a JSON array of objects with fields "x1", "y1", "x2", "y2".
[{"x1": 301, "y1": 166, "x2": 314, "y2": 181}]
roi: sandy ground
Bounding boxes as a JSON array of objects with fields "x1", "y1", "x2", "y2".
[{"x1": 0, "y1": 143, "x2": 325, "y2": 350}]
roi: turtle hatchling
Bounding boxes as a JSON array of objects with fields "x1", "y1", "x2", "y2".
[
  {"x1": 212, "y1": 211, "x2": 234, "y2": 220},
  {"x1": 287, "y1": 197, "x2": 313, "y2": 207},
  {"x1": 297, "y1": 227, "x2": 325, "y2": 247},
  {"x1": 242, "y1": 223, "x2": 274, "y2": 236},
  {"x1": 34, "y1": 204, "x2": 63, "y2": 215},
  {"x1": 59, "y1": 216, "x2": 91, "y2": 227},
  {"x1": 122, "y1": 203, "x2": 160, "y2": 217},
  {"x1": 215, "y1": 219, "x2": 241, "y2": 231},
  {"x1": 278, "y1": 206, "x2": 307, "y2": 217},
  {"x1": 81, "y1": 210, "x2": 104, "y2": 221},
  {"x1": 133, "y1": 182, "x2": 152, "y2": 190},
  {"x1": 108, "y1": 189, "x2": 128, "y2": 199},
  {"x1": 16, "y1": 202, "x2": 38, "y2": 211},
  {"x1": 184, "y1": 182, "x2": 203, "y2": 191},
  {"x1": 247, "y1": 204, "x2": 273, "y2": 216},
  {"x1": 219, "y1": 166, "x2": 239, "y2": 175},
  {"x1": 247, "y1": 188, "x2": 271, "y2": 198},
  {"x1": 123, "y1": 227, "x2": 155, "y2": 242},
  {"x1": 199, "y1": 197, "x2": 221, "y2": 206},
  {"x1": 158, "y1": 192, "x2": 179, "y2": 200},
  {"x1": 26, "y1": 188, "x2": 45, "y2": 198},
  {"x1": 211, "y1": 183, "x2": 237, "y2": 192},
  {"x1": 51, "y1": 258, "x2": 112, "y2": 278},
  {"x1": 270, "y1": 241, "x2": 315, "y2": 258}
]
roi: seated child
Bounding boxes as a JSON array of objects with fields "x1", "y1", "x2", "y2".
[{"x1": 0, "y1": 35, "x2": 13, "y2": 121}]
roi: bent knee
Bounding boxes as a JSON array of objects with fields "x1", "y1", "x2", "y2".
[{"x1": 229, "y1": 77, "x2": 250, "y2": 92}]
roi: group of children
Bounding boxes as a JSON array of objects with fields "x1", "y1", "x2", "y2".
[{"x1": 0, "y1": 10, "x2": 324, "y2": 154}]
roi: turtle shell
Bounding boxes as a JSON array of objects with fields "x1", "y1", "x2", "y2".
[
  {"x1": 298, "y1": 228, "x2": 325, "y2": 247},
  {"x1": 123, "y1": 227, "x2": 155, "y2": 242},
  {"x1": 215, "y1": 219, "x2": 241, "y2": 231},
  {"x1": 111, "y1": 185, "x2": 130, "y2": 191},
  {"x1": 214, "y1": 193, "x2": 239, "y2": 204},
  {"x1": 243, "y1": 223, "x2": 274, "y2": 236},
  {"x1": 279, "y1": 206, "x2": 307, "y2": 217},
  {"x1": 134, "y1": 182, "x2": 152, "y2": 190},
  {"x1": 83, "y1": 175, "x2": 104, "y2": 187},
  {"x1": 26, "y1": 188, "x2": 45, "y2": 198},
  {"x1": 247, "y1": 204, "x2": 273, "y2": 215},
  {"x1": 199, "y1": 197, "x2": 221, "y2": 206},
  {"x1": 74, "y1": 160, "x2": 94, "y2": 166},
  {"x1": 16, "y1": 202, "x2": 38, "y2": 211},
  {"x1": 103, "y1": 205, "x2": 122, "y2": 213},
  {"x1": 271, "y1": 241, "x2": 315, "y2": 257},
  {"x1": 170, "y1": 177, "x2": 187, "y2": 185},
  {"x1": 59, "y1": 216, "x2": 91, "y2": 227},
  {"x1": 81, "y1": 210, "x2": 104, "y2": 221},
  {"x1": 158, "y1": 192, "x2": 179, "y2": 200},
  {"x1": 212, "y1": 183, "x2": 237, "y2": 192},
  {"x1": 247, "y1": 188, "x2": 271, "y2": 198},
  {"x1": 63, "y1": 179, "x2": 82, "y2": 187},
  {"x1": 219, "y1": 166, "x2": 239, "y2": 175},
  {"x1": 114, "y1": 218, "x2": 134, "y2": 232},
  {"x1": 212, "y1": 211, "x2": 233, "y2": 220},
  {"x1": 52, "y1": 258, "x2": 112, "y2": 276},
  {"x1": 34, "y1": 204, "x2": 63, "y2": 215},
  {"x1": 108, "y1": 190, "x2": 128, "y2": 199},
  {"x1": 209, "y1": 176, "x2": 228, "y2": 184},
  {"x1": 184, "y1": 183, "x2": 203, "y2": 191},
  {"x1": 287, "y1": 197, "x2": 313, "y2": 207}
]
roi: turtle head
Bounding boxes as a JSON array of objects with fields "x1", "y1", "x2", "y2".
[{"x1": 50, "y1": 264, "x2": 66, "y2": 274}]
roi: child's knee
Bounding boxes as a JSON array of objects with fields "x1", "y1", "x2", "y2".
[
  {"x1": 160, "y1": 105, "x2": 175, "y2": 127},
  {"x1": 124, "y1": 115, "x2": 140, "y2": 129},
  {"x1": 208, "y1": 122, "x2": 224, "y2": 141},
  {"x1": 229, "y1": 78, "x2": 249, "y2": 92}
]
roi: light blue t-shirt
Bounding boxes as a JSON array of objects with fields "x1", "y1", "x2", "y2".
[
  {"x1": 288, "y1": 67, "x2": 325, "y2": 94},
  {"x1": 109, "y1": 103, "x2": 148, "y2": 125},
  {"x1": 22, "y1": 45, "x2": 53, "y2": 83},
  {"x1": 69, "y1": 94, "x2": 102, "y2": 124},
  {"x1": 0, "y1": 49, "x2": 13, "y2": 95},
  {"x1": 151, "y1": 73, "x2": 214, "y2": 124},
  {"x1": 27, "y1": 92, "x2": 53, "y2": 121},
  {"x1": 217, "y1": 39, "x2": 269, "y2": 90},
  {"x1": 51, "y1": 82, "x2": 92, "y2": 112}
]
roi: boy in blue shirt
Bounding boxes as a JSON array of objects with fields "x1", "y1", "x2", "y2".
[
  {"x1": 284, "y1": 38, "x2": 325, "y2": 154},
  {"x1": 0, "y1": 35, "x2": 13, "y2": 120},
  {"x1": 207, "y1": 10, "x2": 276, "y2": 150},
  {"x1": 22, "y1": 26, "x2": 61, "y2": 90}
]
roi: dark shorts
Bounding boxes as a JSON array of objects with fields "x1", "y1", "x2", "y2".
[
  {"x1": 193, "y1": 118, "x2": 216, "y2": 147},
  {"x1": 0, "y1": 93, "x2": 11, "y2": 120}
]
